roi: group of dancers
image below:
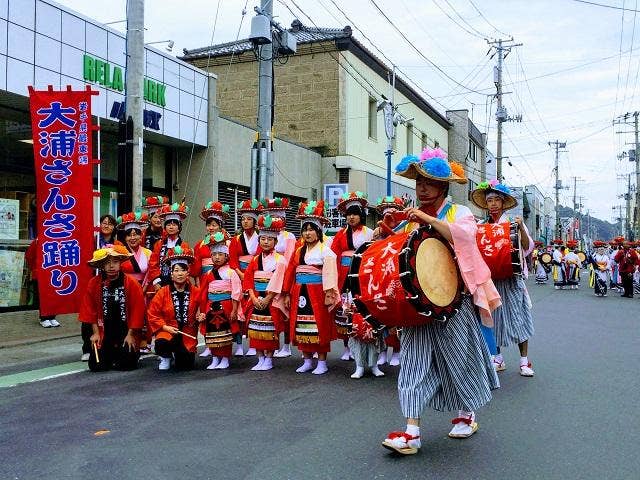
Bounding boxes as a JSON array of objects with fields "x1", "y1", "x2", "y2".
[
  {"x1": 532, "y1": 235, "x2": 640, "y2": 298},
  {"x1": 77, "y1": 146, "x2": 538, "y2": 456}
]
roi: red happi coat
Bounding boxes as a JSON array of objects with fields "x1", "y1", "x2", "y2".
[
  {"x1": 78, "y1": 273, "x2": 146, "y2": 345},
  {"x1": 147, "y1": 284, "x2": 201, "y2": 353}
]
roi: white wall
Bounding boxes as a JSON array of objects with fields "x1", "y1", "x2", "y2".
[{"x1": 0, "y1": 0, "x2": 208, "y2": 145}]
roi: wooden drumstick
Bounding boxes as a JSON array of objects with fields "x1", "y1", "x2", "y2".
[
  {"x1": 92, "y1": 342, "x2": 100, "y2": 363},
  {"x1": 176, "y1": 330, "x2": 197, "y2": 340}
]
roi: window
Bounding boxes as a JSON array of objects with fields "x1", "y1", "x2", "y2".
[
  {"x1": 421, "y1": 132, "x2": 428, "y2": 151},
  {"x1": 406, "y1": 123, "x2": 413, "y2": 155},
  {"x1": 467, "y1": 179, "x2": 478, "y2": 200},
  {"x1": 368, "y1": 97, "x2": 377, "y2": 140},
  {"x1": 468, "y1": 140, "x2": 478, "y2": 163}
]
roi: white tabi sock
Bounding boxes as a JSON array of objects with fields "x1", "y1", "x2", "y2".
[
  {"x1": 406, "y1": 424, "x2": 420, "y2": 437},
  {"x1": 520, "y1": 356, "x2": 529, "y2": 366}
]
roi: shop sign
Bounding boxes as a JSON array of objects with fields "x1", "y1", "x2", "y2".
[
  {"x1": 82, "y1": 54, "x2": 167, "y2": 107},
  {"x1": 28, "y1": 85, "x2": 97, "y2": 316},
  {"x1": 109, "y1": 101, "x2": 162, "y2": 131}
]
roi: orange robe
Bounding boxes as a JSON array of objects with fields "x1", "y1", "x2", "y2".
[
  {"x1": 147, "y1": 284, "x2": 201, "y2": 353},
  {"x1": 78, "y1": 273, "x2": 145, "y2": 345}
]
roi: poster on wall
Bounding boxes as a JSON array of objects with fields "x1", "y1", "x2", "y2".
[
  {"x1": 28, "y1": 85, "x2": 98, "y2": 316},
  {"x1": 0, "y1": 249, "x2": 25, "y2": 307},
  {"x1": 0, "y1": 199, "x2": 19, "y2": 240}
]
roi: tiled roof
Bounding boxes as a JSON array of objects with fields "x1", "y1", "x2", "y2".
[{"x1": 180, "y1": 20, "x2": 352, "y2": 60}]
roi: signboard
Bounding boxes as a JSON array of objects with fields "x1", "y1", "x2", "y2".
[
  {"x1": 28, "y1": 85, "x2": 97, "y2": 316},
  {"x1": 323, "y1": 183, "x2": 348, "y2": 209},
  {"x1": 0, "y1": 199, "x2": 19, "y2": 240},
  {"x1": 0, "y1": 249, "x2": 24, "y2": 307}
]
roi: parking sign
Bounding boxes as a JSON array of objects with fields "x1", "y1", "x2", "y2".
[{"x1": 323, "y1": 183, "x2": 348, "y2": 209}]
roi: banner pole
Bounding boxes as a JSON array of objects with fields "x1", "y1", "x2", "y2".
[{"x1": 96, "y1": 115, "x2": 101, "y2": 248}]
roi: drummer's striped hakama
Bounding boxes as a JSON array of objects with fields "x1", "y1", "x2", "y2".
[
  {"x1": 398, "y1": 296, "x2": 499, "y2": 416},
  {"x1": 492, "y1": 276, "x2": 534, "y2": 348}
]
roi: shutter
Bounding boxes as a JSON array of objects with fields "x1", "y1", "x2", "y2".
[{"x1": 218, "y1": 181, "x2": 250, "y2": 233}]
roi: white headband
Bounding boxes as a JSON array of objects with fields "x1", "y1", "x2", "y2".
[
  {"x1": 210, "y1": 244, "x2": 229, "y2": 254},
  {"x1": 259, "y1": 230, "x2": 279, "y2": 238},
  {"x1": 164, "y1": 213, "x2": 182, "y2": 222},
  {"x1": 123, "y1": 222, "x2": 142, "y2": 231},
  {"x1": 241, "y1": 212, "x2": 258, "y2": 221},
  {"x1": 169, "y1": 259, "x2": 189, "y2": 267},
  {"x1": 301, "y1": 218, "x2": 323, "y2": 230}
]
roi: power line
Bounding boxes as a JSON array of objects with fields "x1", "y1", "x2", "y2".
[
  {"x1": 467, "y1": 0, "x2": 510, "y2": 37},
  {"x1": 440, "y1": 0, "x2": 490, "y2": 39},
  {"x1": 430, "y1": 0, "x2": 485, "y2": 39},
  {"x1": 367, "y1": 0, "x2": 489, "y2": 94},
  {"x1": 570, "y1": 0, "x2": 640, "y2": 12}
]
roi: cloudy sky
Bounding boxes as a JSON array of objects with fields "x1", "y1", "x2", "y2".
[{"x1": 57, "y1": 0, "x2": 640, "y2": 221}]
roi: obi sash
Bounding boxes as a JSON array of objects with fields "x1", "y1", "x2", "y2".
[
  {"x1": 201, "y1": 257, "x2": 213, "y2": 274},
  {"x1": 208, "y1": 278, "x2": 231, "y2": 302},
  {"x1": 340, "y1": 250, "x2": 355, "y2": 267},
  {"x1": 254, "y1": 270, "x2": 273, "y2": 292},
  {"x1": 295, "y1": 265, "x2": 323, "y2": 285},
  {"x1": 239, "y1": 254, "x2": 253, "y2": 272}
]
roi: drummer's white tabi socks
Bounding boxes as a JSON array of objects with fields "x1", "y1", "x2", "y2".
[
  {"x1": 312, "y1": 360, "x2": 328, "y2": 375},
  {"x1": 371, "y1": 366, "x2": 385, "y2": 377},
  {"x1": 296, "y1": 359, "x2": 314, "y2": 373},
  {"x1": 351, "y1": 366, "x2": 365, "y2": 379},
  {"x1": 405, "y1": 425, "x2": 421, "y2": 448},
  {"x1": 449, "y1": 411, "x2": 476, "y2": 437}
]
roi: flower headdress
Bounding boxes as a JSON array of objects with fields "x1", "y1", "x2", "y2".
[
  {"x1": 296, "y1": 200, "x2": 329, "y2": 229},
  {"x1": 200, "y1": 201, "x2": 230, "y2": 224},
  {"x1": 206, "y1": 230, "x2": 231, "y2": 255},
  {"x1": 257, "y1": 214, "x2": 286, "y2": 238},
  {"x1": 260, "y1": 197, "x2": 290, "y2": 218},
  {"x1": 375, "y1": 195, "x2": 406, "y2": 215},
  {"x1": 162, "y1": 245, "x2": 195, "y2": 267},
  {"x1": 158, "y1": 201, "x2": 189, "y2": 222},
  {"x1": 141, "y1": 195, "x2": 170, "y2": 214},
  {"x1": 336, "y1": 191, "x2": 369, "y2": 215},
  {"x1": 395, "y1": 147, "x2": 467, "y2": 184},
  {"x1": 116, "y1": 210, "x2": 150, "y2": 231},
  {"x1": 237, "y1": 199, "x2": 263, "y2": 220},
  {"x1": 471, "y1": 179, "x2": 518, "y2": 210}
]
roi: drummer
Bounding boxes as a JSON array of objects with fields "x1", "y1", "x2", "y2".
[
  {"x1": 380, "y1": 147, "x2": 500, "y2": 455},
  {"x1": 331, "y1": 191, "x2": 374, "y2": 361},
  {"x1": 471, "y1": 181, "x2": 535, "y2": 377},
  {"x1": 372, "y1": 196, "x2": 405, "y2": 367},
  {"x1": 551, "y1": 239, "x2": 566, "y2": 289}
]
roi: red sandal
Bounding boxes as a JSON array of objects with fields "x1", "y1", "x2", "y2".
[{"x1": 382, "y1": 431, "x2": 421, "y2": 455}]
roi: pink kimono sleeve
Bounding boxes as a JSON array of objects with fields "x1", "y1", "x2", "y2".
[
  {"x1": 321, "y1": 248, "x2": 341, "y2": 310},
  {"x1": 449, "y1": 214, "x2": 502, "y2": 326}
]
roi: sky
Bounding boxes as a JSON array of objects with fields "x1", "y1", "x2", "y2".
[{"x1": 56, "y1": 0, "x2": 640, "y2": 222}]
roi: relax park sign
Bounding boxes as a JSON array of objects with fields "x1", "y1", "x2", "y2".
[{"x1": 82, "y1": 54, "x2": 167, "y2": 108}]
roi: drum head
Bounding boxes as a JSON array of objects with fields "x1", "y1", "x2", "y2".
[
  {"x1": 415, "y1": 238, "x2": 458, "y2": 307},
  {"x1": 400, "y1": 226, "x2": 463, "y2": 321},
  {"x1": 540, "y1": 252, "x2": 552, "y2": 265},
  {"x1": 577, "y1": 251, "x2": 586, "y2": 263}
]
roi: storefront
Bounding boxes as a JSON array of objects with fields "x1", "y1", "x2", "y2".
[{"x1": 0, "y1": 0, "x2": 209, "y2": 311}]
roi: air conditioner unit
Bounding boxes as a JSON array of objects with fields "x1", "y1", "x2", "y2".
[{"x1": 250, "y1": 14, "x2": 272, "y2": 45}]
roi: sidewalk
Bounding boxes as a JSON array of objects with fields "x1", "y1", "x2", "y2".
[{"x1": 0, "y1": 310, "x2": 80, "y2": 349}]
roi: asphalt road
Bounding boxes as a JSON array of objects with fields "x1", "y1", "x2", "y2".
[{"x1": 1, "y1": 278, "x2": 639, "y2": 480}]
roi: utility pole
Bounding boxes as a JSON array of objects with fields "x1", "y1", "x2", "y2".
[
  {"x1": 256, "y1": 0, "x2": 274, "y2": 199},
  {"x1": 125, "y1": 0, "x2": 144, "y2": 211},
  {"x1": 488, "y1": 38, "x2": 522, "y2": 181},
  {"x1": 617, "y1": 173, "x2": 633, "y2": 238},
  {"x1": 383, "y1": 67, "x2": 396, "y2": 196},
  {"x1": 612, "y1": 204, "x2": 625, "y2": 235},
  {"x1": 549, "y1": 140, "x2": 567, "y2": 239},
  {"x1": 571, "y1": 176, "x2": 584, "y2": 239},
  {"x1": 613, "y1": 111, "x2": 640, "y2": 239}
]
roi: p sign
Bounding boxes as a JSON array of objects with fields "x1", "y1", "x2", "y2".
[{"x1": 323, "y1": 183, "x2": 348, "y2": 209}]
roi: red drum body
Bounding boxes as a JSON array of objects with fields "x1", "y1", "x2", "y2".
[
  {"x1": 348, "y1": 226, "x2": 463, "y2": 328},
  {"x1": 476, "y1": 222, "x2": 522, "y2": 280}
]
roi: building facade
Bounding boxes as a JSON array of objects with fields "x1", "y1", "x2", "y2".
[
  {"x1": 181, "y1": 21, "x2": 451, "y2": 207},
  {"x1": 445, "y1": 109, "x2": 489, "y2": 217},
  {"x1": 0, "y1": 0, "x2": 320, "y2": 314}
]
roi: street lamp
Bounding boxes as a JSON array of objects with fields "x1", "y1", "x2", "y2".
[{"x1": 145, "y1": 40, "x2": 174, "y2": 52}]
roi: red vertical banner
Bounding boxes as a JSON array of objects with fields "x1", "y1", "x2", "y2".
[{"x1": 28, "y1": 85, "x2": 98, "y2": 316}]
